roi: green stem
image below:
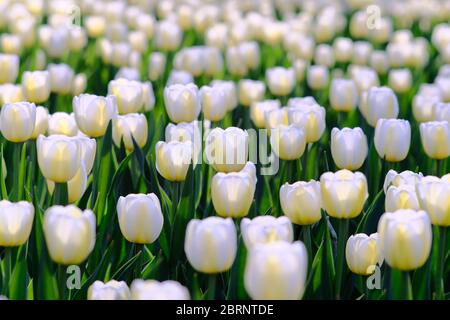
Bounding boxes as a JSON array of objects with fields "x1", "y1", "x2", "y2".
[
  {"x1": 302, "y1": 225, "x2": 312, "y2": 271},
  {"x1": 57, "y1": 264, "x2": 67, "y2": 300},
  {"x1": 303, "y1": 143, "x2": 310, "y2": 180},
  {"x1": 207, "y1": 274, "x2": 216, "y2": 300},
  {"x1": 436, "y1": 226, "x2": 447, "y2": 300},
  {"x1": 400, "y1": 271, "x2": 413, "y2": 300},
  {"x1": 335, "y1": 218, "x2": 349, "y2": 300},
  {"x1": 2, "y1": 248, "x2": 11, "y2": 295},
  {"x1": 134, "y1": 244, "x2": 144, "y2": 280},
  {"x1": 53, "y1": 183, "x2": 68, "y2": 205},
  {"x1": 12, "y1": 142, "x2": 25, "y2": 201}
]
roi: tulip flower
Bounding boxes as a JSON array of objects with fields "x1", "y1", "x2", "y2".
[
  {"x1": 107, "y1": 78, "x2": 144, "y2": 115},
  {"x1": 241, "y1": 216, "x2": 293, "y2": 249},
  {"x1": 416, "y1": 176, "x2": 450, "y2": 226},
  {"x1": 287, "y1": 103, "x2": 326, "y2": 143},
  {"x1": 88, "y1": 280, "x2": 130, "y2": 300},
  {"x1": 434, "y1": 102, "x2": 450, "y2": 123},
  {"x1": 112, "y1": 113, "x2": 148, "y2": 151},
  {"x1": 385, "y1": 185, "x2": 420, "y2": 212},
  {"x1": 141, "y1": 82, "x2": 155, "y2": 112},
  {"x1": 117, "y1": 193, "x2": 164, "y2": 244},
  {"x1": 0, "y1": 101, "x2": 36, "y2": 142},
  {"x1": 383, "y1": 170, "x2": 423, "y2": 193},
  {"x1": 31, "y1": 106, "x2": 49, "y2": 139},
  {"x1": 360, "y1": 86, "x2": 399, "y2": 127},
  {"x1": 345, "y1": 233, "x2": 383, "y2": 275},
  {"x1": 47, "y1": 112, "x2": 79, "y2": 137},
  {"x1": 329, "y1": 79, "x2": 358, "y2": 112},
  {"x1": 130, "y1": 280, "x2": 190, "y2": 300},
  {"x1": 0, "y1": 200, "x2": 34, "y2": 247},
  {"x1": 250, "y1": 100, "x2": 281, "y2": 128},
  {"x1": 270, "y1": 125, "x2": 306, "y2": 161},
  {"x1": 185, "y1": 217, "x2": 237, "y2": 273},
  {"x1": 333, "y1": 37, "x2": 354, "y2": 64},
  {"x1": 48, "y1": 63, "x2": 75, "y2": 95},
  {"x1": 374, "y1": 119, "x2": 411, "y2": 162},
  {"x1": 43, "y1": 205, "x2": 96, "y2": 265},
  {"x1": 210, "y1": 80, "x2": 238, "y2": 111},
  {"x1": 72, "y1": 73, "x2": 87, "y2": 96},
  {"x1": 331, "y1": 127, "x2": 368, "y2": 170},
  {"x1": 314, "y1": 44, "x2": 335, "y2": 68},
  {"x1": 238, "y1": 79, "x2": 265, "y2": 107},
  {"x1": 388, "y1": 68, "x2": 412, "y2": 94},
  {"x1": 413, "y1": 94, "x2": 442, "y2": 123},
  {"x1": 0, "y1": 84, "x2": 23, "y2": 105},
  {"x1": 244, "y1": 241, "x2": 308, "y2": 300},
  {"x1": 266, "y1": 67, "x2": 296, "y2": 97},
  {"x1": 164, "y1": 83, "x2": 201, "y2": 123},
  {"x1": 419, "y1": 121, "x2": 450, "y2": 160},
  {"x1": 154, "y1": 20, "x2": 182, "y2": 52},
  {"x1": 0, "y1": 53, "x2": 19, "y2": 84},
  {"x1": 47, "y1": 164, "x2": 87, "y2": 204},
  {"x1": 264, "y1": 108, "x2": 289, "y2": 132},
  {"x1": 148, "y1": 52, "x2": 166, "y2": 81},
  {"x1": 155, "y1": 140, "x2": 192, "y2": 182},
  {"x1": 200, "y1": 85, "x2": 227, "y2": 122},
  {"x1": 21, "y1": 70, "x2": 51, "y2": 103},
  {"x1": 307, "y1": 65, "x2": 329, "y2": 90},
  {"x1": 211, "y1": 163, "x2": 256, "y2": 218}
]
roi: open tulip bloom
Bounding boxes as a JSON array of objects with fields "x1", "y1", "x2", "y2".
[{"x1": 0, "y1": 0, "x2": 449, "y2": 304}]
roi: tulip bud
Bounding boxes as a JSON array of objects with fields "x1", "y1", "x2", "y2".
[
  {"x1": 88, "y1": 280, "x2": 130, "y2": 300},
  {"x1": 72, "y1": 73, "x2": 87, "y2": 97},
  {"x1": 69, "y1": 26, "x2": 87, "y2": 52},
  {"x1": 73, "y1": 94, "x2": 117, "y2": 138},
  {"x1": 434, "y1": 102, "x2": 450, "y2": 122},
  {"x1": 211, "y1": 163, "x2": 256, "y2": 218},
  {"x1": 330, "y1": 79, "x2": 358, "y2": 112},
  {"x1": 210, "y1": 80, "x2": 238, "y2": 111},
  {"x1": 22, "y1": 70, "x2": 51, "y2": 103},
  {"x1": 154, "y1": 20, "x2": 182, "y2": 52},
  {"x1": 346, "y1": 233, "x2": 383, "y2": 275},
  {"x1": 419, "y1": 121, "x2": 450, "y2": 159},
  {"x1": 48, "y1": 112, "x2": 78, "y2": 137},
  {"x1": 350, "y1": 66, "x2": 379, "y2": 93},
  {"x1": 352, "y1": 41, "x2": 373, "y2": 65},
  {"x1": 287, "y1": 103, "x2": 326, "y2": 143},
  {"x1": 292, "y1": 59, "x2": 308, "y2": 82},
  {"x1": 205, "y1": 127, "x2": 249, "y2": 173},
  {"x1": 185, "y1": 217, "x2": 237, "y2": 273},
  {"x1": 416, "y1": 176, "x2": 450, "y2": 226},
  {"x1": 320, "y1": 169, "x2": 368, "y2": 219},
  {"x1": 112, "y1": 113, "x2": 148, "y2": 151},
  {"x1": 0, "y1": 84, "x2": 23, "y2": 105},
  {"x1": 43, "y1": 205, "x2": 95, "y2": 265},
  {"x1": 412, "y1": 94, "x2": 442, "y2": 123},
  {"x1": 141, "y1": 82, "x2": 155, "y2": 112},
  {"x1": 238, "y1": 79, "x2": 266, "y2": 107},
  {"x1": 314, "y1": 44, "x2": 335, "y2": 68},
  {"x1": 307, "y1": 65, "x2": 329, "y2": 90},
  {"x1": 166, "y1": 70, "x2": 194, "y2": 86},
  {"x1": 266, "y1": 67, "x2": 295, "y2": 97},
  {"x1": 47, "y1": 164, "x2": 87, "y2": 204},
  {"x1": 388, "y1": 68, "x2": 412, "y2": 94},
  {"x1": 383, "y1": 170, "x2": 423, "y2": 194},
  {"x1": 31, "y1": 106, "x2": 49, "y2": 139},
  {"x1": 0, "y1": 200, "x2": 34, "y2": 247},
  {"x1": 264, "y1": 108, "x2": 289, "y2": 131},
  {"x1": 1, "y1": 33, "x2": 22, "y2": 55},
  {"x1": 148, "y1": 52, "x2": 166, "y2": 81},
  {"x1": 164, "y1": 83, "x2": 201, "y2": 123},
  {"x1": 370, "y1": 50, "x2": 389, "y2": 75},
  {"x1": 130, "y1": 280, "x2": 190, "y2": 300},
  {"x1": 331, "y1": 127, "x2": 368, "y2": 170},
  {"x1": 117, "y1": 193, "x2": 164, "y2": 244},
  {"x1": 244, "y1": 241, "x2": 307, "y2": 300},
  {"x1": 374, "y1": 119, "x2": 411, "y2": 162},
  {"x1": 0, "y1": 101, "x2": 36, "y2": 142},
  {"x1": 241, "y1": 216, "x2": 293, "y2": 249},
  {"x1": 48, "y1": 63, "x2": 74, "y2": 95},
  {"x1": 200, "y1": 85, "x2": 227, "y2": 122},
  {"x1": 37, "y1": 134, "x2": 81, "y2": 183},
  {"x1": 0, "y1": 53, "x2": 19, "y2": 84},
  {"x1": 85, "y1": 15, "x2": 106, "y2": 38},
  {"x1": 333, "y1": 37, "x2": 353, "y2": 63},
  {"x1": 250, "y1": 100, "x2": 281, "y2": 128},
  {"x1": 155, "y1": 140, "x2": 192, "y2": 181},
  {"x1": 108, "y1": 79, "x2": 144, "y2": 115},
  {"x1": 363, "y1": 87, "x2": 399, "y2": 127},
  {"x1": 385, "y1": 184, "x2": 420, "y2": 212},
  {"x1": 378, "y1": 209, "x2": 432, "y2": 270},
  {"x1": 270, "y1": 125, "x2": 306, "y2": 161}
]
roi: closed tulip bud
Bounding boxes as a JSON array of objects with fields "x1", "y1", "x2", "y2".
[
  {"x1": 293, "y1": 59, "x2": 308, "y2": 82},
  {"x1": 0, "y1": 84, "x2": 23, "y2": 105},
  {"x1": 211, "y1": 164, "x2": 256, "y2": 218},
  {"x1": 108, "y1": 78, "x2": 143, "y2": 115},
  {"x1": 112, "y1": 113, "x2": 148, "y2": 151},
  {"x1": 374, "y1": 119, "x2": 411, "y2": 162},
  {"x1": 0, "y1": 200, "x2": 34, "y2": 247},
  {"x1": 370, "y1": 50, "x2": 389, "y2": 75},
  {"x1": 388, "y1": 68, "x2": 412, "y2": 94},
  {"x1": 280, "y1": 180, "x2": 322, "y2": 225},
  {"x1": 185, "y1": 217, "x2": 237, "y2": 273},
  {"x1": 48, "y1": 63, "x2": 74, "y2": 95},
  {"x1": 333, "y1": 37, "x2": 353, "y2": 63},
  {"x1": 31, "y1": 106, "x2": 49, "y2": 139},
  {"x1": 205, "y1": 127, "x2": 248, "y2": 173},
  {"x1": 88, "y1": 280, "x2": 130, "y2": 300},
  {"x1": 131, "y1": 280, "x2": 190, "y2": 300},
  {"x1": 200, "y1": 85, "x2": 227, "y2": 122},
  {"x1": 416, "y1": 176, "x2": 450, "y2": 226},
  {"x1": 378, "y1": 209, "x2": 432, "y2": 270},
  {"x1": 321, "y1": 170, "x2": 368, "y2": 219},
  {"x1": 241, "y1": 216, "x2": 293, "y2": 249},
  {"x1": 244, "y1": 241, "x2": 307, "y2": 300},
  {"x1": 156, "y1": 140, "x2": 192, "y2": 181},
  {"x1": 85, "y1": 15, "x2": 106, "y2": 38},
  {"x1": 155, "y1": 20, "x2": 182, "y2": 52},
  {"x1": 239, "y1": 41, "x2": 260, "y2": 71},
  {"x1": 270, "y1": 125, "x2": 306, "y2": 160},
  {"x1": 264, "y1": 108, "x2": 289, "y2": 131},
  {"x1": 141, "y1": 82, "x2": 155, "y2": 112},
  {"x1": 210, "y1": 80, "x2": 238, "y2": 111},
  {"x1": 331, "y1": 127, "x2": 368, "y2": 170},
  {"x1": 330, "y1": 79, "x2": 358, "y2": 112},
  {"x1": 164, "y1": 83, "x2": 201, "y2": 123},
  {"x1": 117, "y1": 193, "x2": 163, "y2": 244},
  {"x1": 383, "y1": 170, "x2": 423, "y2": 194},
  {"x1": 111, "y1": 42, "x2": 131, "y2": 68},
  {"x1": 73, "y1": 94, "x2": 117, "y2": 138},
  {"x1": 238, "y1": 79, "x2": 266, "y2": 107},
  {"x1": 266, "y1": 67, "x2": 295, "y2": 97},
  {"x1": 165, "y1": 121, "x2": 201, "y2": 143},
  {"x1": 69, "y1": 26, "x2": 87, "y2": 52},
  {"x1": 346, "y1": 233, "x2": 383, "y2": 275},
  {"x1": 128, "y1": 30, "x2": 147, "y2": 53},
  {"x1": 413, "y1": 94, "x2": 442, "y2": 123},
  {"x1": 0, "y1": 54, "x2": 19, "y2": 84},
  {"x1": 43, "y1": 205, "x2": 95, "y2": 265},
  {"x1": 434, "y1": 102, "x2": 450, "y2": 122},
  {"x1": 251, "y1": 100, "x2": 281, "y2": 128},
  {"x1": 166, "y1": 70, "x2": 194, "y2": 86},
  {"x1": 351, "y1": 66, "x2": 380, "y2": 93},
  {"x1": 226, "y1": 46, "x2": 247, "y2": 77},
  {"x1": 47, "y1": 164, "x2": 87, "y2": 204},
  {"x1": 385, "y1": 185, "x2": 420, "y2": 212},
  {"x1": 22, "y1": 70, "x2": 51, "y2": 103},
  {"x1": 364, "y1": 87, "x2": 399, "y2": 127},
  {"x1": 314, "y1": 44, "x2": 335, "y2": 68},
  {"x1": 0, "y1": 101, "x2": 36, "y2": 142},
  {"x1": 48, "y1": 112, "x2": 78, "y2": 137},
  {"x1": 148, "y1": 52, "x2": 166, "y2": 81},
  {"x1": 71, "y1": 73, "x2": 87, "y2": 97},
  {"x1": 307, "y1": 65, "x2": 329, "y2": 90},
  {"x1": 1, "y1": 34, "x2": 22, "y2": 54},
  {"x1": 34, "y1": 49, "x2": 46, "y2": 70},
  {"x1": 40, "y1": 26, "x2": 70, "y2": 59},
  {"x1": 419, "y1": 121, "x2": 450, "y2": 159},
  {"x1": 287, "y1": 104, "x2": 326, "y2": 143},
  {"x1": 352, "y1": 41, "x2": 373, "y2": 65},
  {"x1": 37, "y1": 134, "x2": 81, "y2": 183}
]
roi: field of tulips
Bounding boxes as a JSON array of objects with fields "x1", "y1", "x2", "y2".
[{"x1": 0, "y1": 0, "x2": 449, "y2": 302}]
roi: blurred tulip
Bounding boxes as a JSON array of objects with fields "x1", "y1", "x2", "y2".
[
  {"x1": 48, "y1": 63, "x2": 74, "y2": 95},
  {"x1": 266, "y1": 67, "x2": 295, "y2": 97},
  {"x1": 47, "y1": 164, "x2": 87, "y2": 204},
  {"x1": 385, "y1": 185, "x2": 420, "y2": 212},
  {"x1": 374, "y1": 119, "x2": 411, "y2": 162},
  {"x1": 155, "y1": 20, "x2": 182, "y2": 52},
  {"x1": 155, "y1": 140, "x2": 192, "y2": 181},
  {"x1": 22, "y1": 70, "x2": 51, "y2": 103},
  {"x1": 164, "y1": 83, "x2": 201, "y2": 123},
  {"x1": 0, "y1": 101, "x2": 36, "y2": 142},
  {"x1": 238, "y1": 79, "x2": 266, "y2": 107},
  {"x1": 287, "y1": 103, "x2": 326, "y2": 143},
  {"x1": 362, "y1": 86, "x2": 399, "y2": 127},
  {"x1": 0, "y1": 53, "x2": 19, "y2": 84},
  {"x1": 250, "y1": 100, "x2": 281, "y2": 128},
  {"x1": 346, "y1": 233, "x2": 383, "y2": 275},
  {"x1": 333, "y1": 37, "x2": 353, "y2": 64},
  {"x1": 330, "y1": 79, "x2": 358, "y2": 112},
  {"x1": 413, "y1": 94, "x2": 442, "y2": 123},
  {"x1": 112, "y1": 113, "x2": 148, "y2": 151},
  {"x1": 108, "y1": 78, "x2": 143, "y2": 114},
  {"x1": 419, "y1": 121, "x2": 450, "y2": 160},
  {"x1": 88, "y1": 280, "x2": 130, "y2": 300},
  {"x1": 270, "y1": 125, "x2": 306, "y2": 160},
  {"x1": 200, "y1": 85, "x2": 227, "y2": 122},
  {"x1": 130, "y1": 280, "x2": 190, "y2": 300},
  {"x1": 148, "y1": 52, "x2": 166, "y2": 81},
  {"x1": 383, "y1": 170, "x2": 423, "y2": 194},
  {"x1": 307, "y1": 65, "x2": 329, "y2": 90},
  {"x1": 48, "y1": 112, "x2": 78, "y2": 137},
  {"x1": 31, "y1": 106, "x2": 49, "y2": 139},
  {"x1": 0, "y1": 84, "x2": 23, "y2": 105},
  {"x1": 331, "y1": 127, "x2": 368, "y2": 170},
  {"x1": 72, "y1": 73, "x2": 87, "y2": 97},
  {"x1": 241, "y1": 216, "x2": 293, "y2": 249},
  {"x1": 0, "y1": 200, "x2": 34, "y2": 247},
  {"x1": 388, "y1": 68, "x2": 412, "y2": 94},
  {"x1": 210, "y1": 80, "x2": 237, "y2": 111},
  {"x1": 434, "y1": 102, "x2": 450, "y2": 122}
]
